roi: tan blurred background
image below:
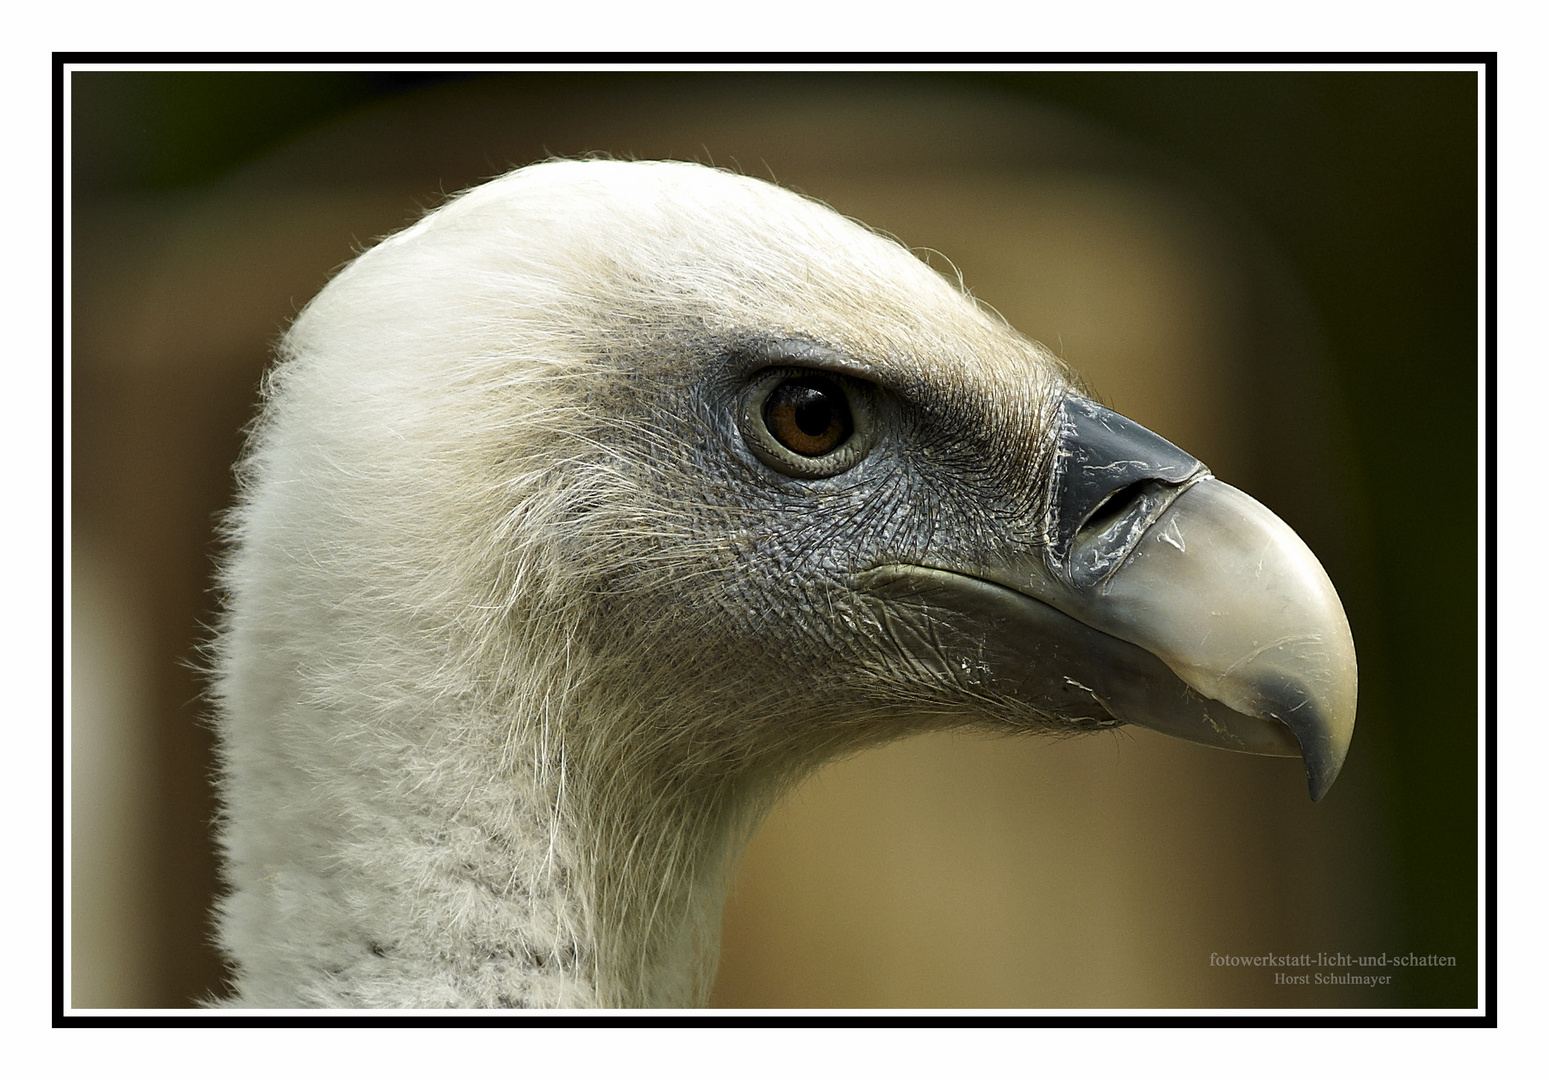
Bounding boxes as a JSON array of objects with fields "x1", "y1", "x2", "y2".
[{"x1": 68, "y1": 70, "x2": 1479, "y2": 1010}]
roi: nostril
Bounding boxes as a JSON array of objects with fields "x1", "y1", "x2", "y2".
[
  {"x1": 1075, "y1": 480, "x2": 1157, "y2": 546},
  {"x1": 1047, "y1": 395, "x2": 1207, "y2": 588}
]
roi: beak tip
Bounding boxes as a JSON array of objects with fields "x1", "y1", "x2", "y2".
[
  {"x1": 1293, "y1": 705, "x2": 1355, "y2": 802},
  {"x1": 1307, "y1": 765, "x2": 1336, "y2": 803}
]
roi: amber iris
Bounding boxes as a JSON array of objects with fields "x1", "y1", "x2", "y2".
[{"x1": 762, "y1": 377, "x2": 853, "y2": 457}]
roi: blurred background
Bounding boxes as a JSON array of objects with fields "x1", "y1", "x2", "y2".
[{"x1": 67, "y1": 68, "x2": 1479, "y2": 1010}]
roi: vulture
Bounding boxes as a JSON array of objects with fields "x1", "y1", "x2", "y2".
[{"x1": 211, "y1": 159, "x2": 1356, "y2": 1009}]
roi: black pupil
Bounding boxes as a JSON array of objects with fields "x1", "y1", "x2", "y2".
[
  {"x1": 791, "y1": 387, "x2": 834, "y2": 436},
  {"x1": 764, "y1": 377, "x2": 852, "y2": 457}
]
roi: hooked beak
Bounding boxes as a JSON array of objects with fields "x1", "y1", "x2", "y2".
[{"x1": 856, "y1": 395, "x2": 1357, "y2": 801}]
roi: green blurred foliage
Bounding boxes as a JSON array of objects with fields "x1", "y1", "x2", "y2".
[{"x1": 72, "y1": 71, "x2": 469, "y2": 190}]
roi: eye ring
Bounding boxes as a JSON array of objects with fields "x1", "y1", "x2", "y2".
[{"x1": 739, "y1": 367, "x2": 877, "y2": 478}]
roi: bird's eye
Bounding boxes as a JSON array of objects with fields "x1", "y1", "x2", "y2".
[
  {"x1": 763, "y1": 377, "x2": 853, "y2": 457},
  {"x1": 740, "y1": 367, "x2": 877, "y2": 478}
]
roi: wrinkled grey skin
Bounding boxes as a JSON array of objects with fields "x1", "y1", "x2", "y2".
[{"x1": 569, "y1": 331, "x2": 1073, "y2": 770}]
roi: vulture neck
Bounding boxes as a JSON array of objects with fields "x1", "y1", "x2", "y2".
[{"x1": 220, "y1": 663, "x2": 760, "y2": 1009}]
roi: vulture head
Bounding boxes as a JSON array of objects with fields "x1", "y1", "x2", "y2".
[{"x1": 212, "y1": 159, "x2": 1356, "y2": 1008}]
